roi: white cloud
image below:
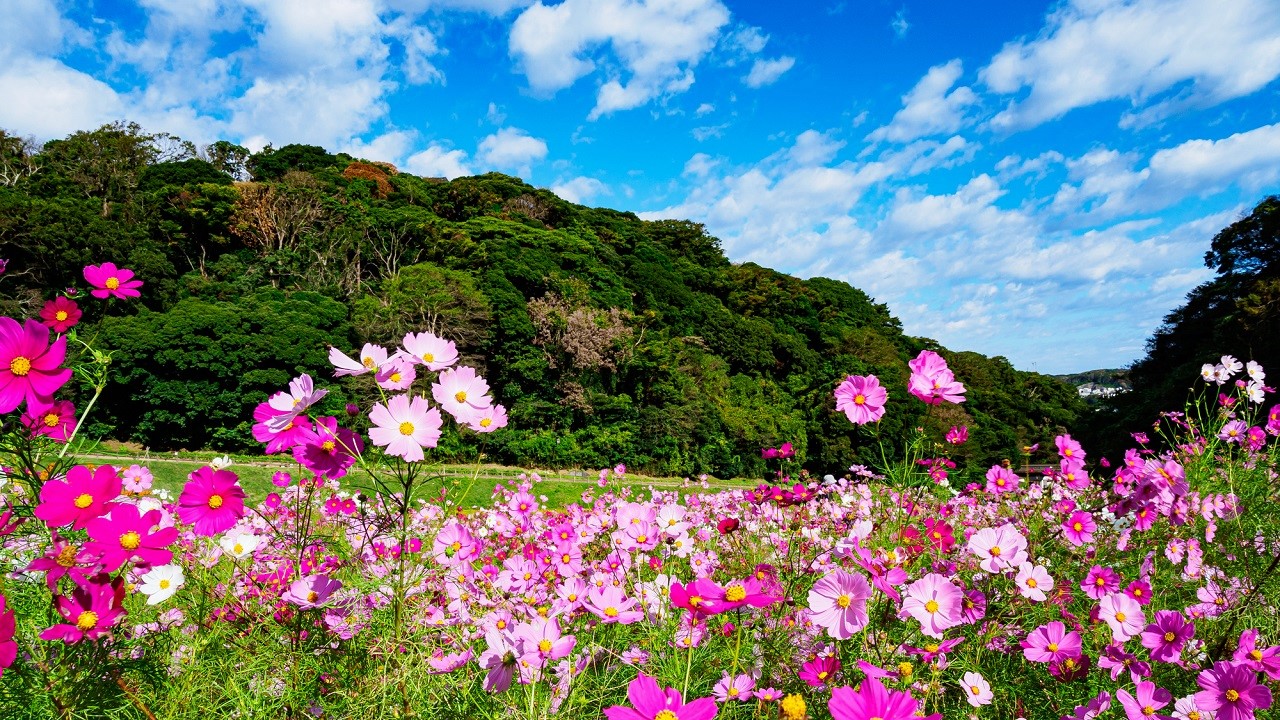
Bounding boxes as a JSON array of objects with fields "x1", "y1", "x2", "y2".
[
  {"x1": 486, "y1": 102, "x2": 506, "y2": 125},
  {"x1": 890, "y1": 7, "x2": 909, "y2": 39},
  {"x1": 982, "y1": 0, "x2": 1280, "y2": 131},
  {"x1": 476, "y1": 127, "x2": 548, "y2": 176},
  {"x1": 404, "y1": 144, "x2": 473, "y2": 179},
  {"x1": 691, "y1": 123, "x2": 729, "y2": 141},
  {"x1": 866, "y1": 59, "x2": 977, "y2": 143},
  {"x1": 551, "y1": 175, "x2": 609, "y2": 203},
  {"x1": 508, "y1": 0, "x2": 730, "y2": 119},
  {"x1": 743, "y1": 56, "x2": 795, "y2": 88},
  {"x1": 694, "y1": 102, "x2": 715, "y2": 116},
  {"x1": 682, "y1": 152, "x2": 718, "y2": 176},
  {"x1": 0, "y1": 57, "x2": 124, "y2": 138},
  {"x1": 339, "y1": 129, "x2": 417, "y2": 165}
]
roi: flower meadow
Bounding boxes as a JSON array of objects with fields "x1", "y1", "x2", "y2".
[{"x1": 1, "y1": 265, "x2": 1280, "y2": 720}]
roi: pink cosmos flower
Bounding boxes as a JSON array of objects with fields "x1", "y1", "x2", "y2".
[
  {"x1": 294, "y1": 416, "x2": 363, "y2": 479},
  {"x1": 85, "y1": 503, "x2": 176, "y2": 572},
  {"x1": 1083, "y1": 565, "x2": 1122, "y2": 600},
  {"x1": 1099, "y1": 644, "x2": 1150, "y2": 683},
  {"x1": 466, "y1": 403, "x2": 508, "y2": 433},
  {"x1": 1015, "y1": 562, "x2": 1054, "y2": 602},
  {"x1": 265, "y1": 374, "x2": 328, "y2": 432},
  {"x1": 83, "y1": 262, "x2": 143, "y2": 299},
  {"x1": 967, "y1": 523, "x2": 1028, "y2": 573},
  {"x1": 26, "y1": 533, "x2": 99, "y2": 590},
  {"x1": 0, "y1": 317, "x2": 73, "y2": 413},
  {"x1": 961, "y1": 672, "x2": 992, "y2": 707},
  {"x1": 283, "y1": 574, "x2": 342, "y2": 609},
  {"x1": 368, "y1": 393, "x2": 443, "y2": 462},
  {"x1": 834, "y1": 374, "x2": 887, "y2": 425},
  {"x1": 328, "y1": 343, "x2": 389, "y2": 376},
  {"x1": 702, "y1": 577, "x2": 779, "y2": 613},
  {"x1": 374, "y1": 356, "x2": 416, "y2": 391},
  {"x1": 945, "y1": 425, "x2": 968, "y2": 444},
  {"x1": 1056, "y1": 434, "x2": 1085, "y2": 460},
  {"x1": 21, "y1": 398, "x2": 77, "y2": 442},
  {"x1": 604, "y1": 672, "x2": 717, "y2": 720},
  {"x1": 1196, "y1": 661, "x2": 1273, "y2": 720},
  {"x1": 829, "y1": 677, "x2": 926, "y2": 720},
  {"x1": 1142, "y1": 610, "x2": 1195, "y2": 663},
  {"x1": 400, "y1": 331, "x2": 458, "y2": 371},
  {"x1": 900, "y1": 572, "x2": 963, "y2": 638},
  {"x1": 1117, "y1": 681, "x2": 1173, "y2": 720},
  {"x1": 1063, "y1": 511, "x2": 1097, "y2": 547},
  {"x1": 433, "y1": 523, "x2": 479, "y2": 566},
  {"x1": 1234, "y1": 629, "x2": 1280, "y2": 680},
  {"x1": 177, "y1": 465, "x2": 247, "y2": 536},
  {"x1": 808, "y1": 569, "x2": 872, "y2": 639},
  {"x1": 479, "y1": 629, "x2": 519, "y2": 693},
  {"x1": 121, "y1": 464, "x2": 152, "y2": 493},
  {"x1": 40, "y1": 578, "x2": 125, "y2": 643},
  {"x1": 0, "y1": 594, "x2": 14, "y2": 675},
  {"x1": 432, "y1": 365, "x2": 492, "y2": 423},
  {"x1": 513, "y1": 618, "x2": 576, "y2": 670},
  {"x1": 712, "y1": 673, "x2": 754, "y2": 702},
  {"x1": 34, "y1": 464, "x2": 121, "y2": 530},
  {"x1": 670, "y1": 578, "x2": 721, "y2": 616},
  {"x1": 1100, "y1": 592, "x2": 1146, "y2": 642},
  {"x1": 1022, "y1": 622, "x2": 1082, "y2": 664},
  {"x1": 907, "y1": 350, "x2": 966, "y2": 405},
  {"x1": 252, "y1": 401, "x2": 315, "y2": 454},
  {"x1": 985, "y1": 465, "x2": 1019, "y2": 494},
  {"x1": 586, "y1": 585, "x2": 644, "y2": 624},
  {"x1": 1219, "y1": 420, "x2": 1248, "y2": 444},
  {"x1": 799, "y1": 656, "x2": 840, "y2": 687},
  {"x1": 38, "y1": 296, "x2": 81, "y2": 333}
]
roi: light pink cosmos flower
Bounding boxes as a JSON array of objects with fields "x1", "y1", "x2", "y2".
[
  {"x1": 603, "y1": 672, "x2": 717, "y2": 720},
  {"x1": 967, "y1": 523, "x2": 1028, "y2": 573},
  {"x1": 907, "y1": 350, "x2": 966, "y2": 405},
  {"x1": 83, "y1": 262, "x2": 143, "y2": 299},
  {"x1": 121, "y1": 464, "x2": 153, "y2": 493},
  {"x1": 328, "y1": 343, "x2": 389, "y2": 377},
  {"x1": 808, "y1": 569, "x2": 872, "y2": 640},
  {"x1": 834, "y1": 375, "x2": 887, "y2": 425},
  {"x1": 961, "y1": 672, "x2": 993, "y2": 707},
  {"x1": 400, "y1": 331, "x2": 458, "y2": 371},
  {"x1": 466, "y1": 404, "x2": 508, "y2": 433},
  {"x1": 1015, "y1": 562, "x2": 1054, "y2": 602},
  {"x1": 712, "y1": 673, "x2": 754, "y2": 702},
  {"x1": 512, "y1": 618, "x2": 576, "y2": 670},
  {"x1": 479, "y1": 629, "x2": 519, "y2": 693},
  {"x1": 0, "y1": 317, "x2": 72, "y2": 413},
  {"x1": 586, "y1": 585, "x2": 644, "y2": 625},
  {"x1": 375, "y1": 356, "x2": 417, "y2": 391},
  {"x1": 368, "y1": 394, "x2": 442, "y2": 462},
  {"x1": 283, "y1": 574, "x2": 342, "y2": 609},
  {"x1": 265, "y1": 374, "x2": 328, "y2": 432},
  {"x1": 1021, "y1": 621, "x2": 1082, "y2": 664},
  {"x1": 1100, "y1": 592, "x2": 1146, "y2": 642},
  {"x1": 899, "y1": 572, "x2": 963, "y2": 638},
  {"x1": 432, "y1": 365, "x2": 492, "y2": 423},
  {"x1": 985, "y1": 465, "x2": 1019, "y2": 494}
]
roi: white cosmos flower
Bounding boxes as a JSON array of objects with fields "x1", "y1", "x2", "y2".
[
  {"x1": 139, "y1": 565, "x2": 185, "y2": 605},
  {"x1": 219, "y1": 529, "x2": 261, "y2": 559}
]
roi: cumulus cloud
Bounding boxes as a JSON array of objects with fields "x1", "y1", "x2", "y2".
[
  {"x1": 404, "y1": 144, "x2": 474, "y2": 179},
  {"x1": 982, "y1": 0, "x2": 1280, "y2": 131},
  {"x1": 509, "y1": 0, "x2": 730, "y2": 119},
  {"x1": 743, "y1": 56, "x2": 795, "y2": 88},
  {"x1": 551, "y1": 176, "x2": 609, "y2": 203},
  {"x1": 866, "y1": 59, "x2": 978, "y2": 143},
  {"x1": 476, "y1": 127, "x2": 548, "y2": 176}
]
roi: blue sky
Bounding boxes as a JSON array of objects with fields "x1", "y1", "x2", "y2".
[{"x1": 4, "y1": 0, "x2": 1280, "y2": 374}]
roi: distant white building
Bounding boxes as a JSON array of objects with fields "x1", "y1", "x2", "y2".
[{"x1": 1077, "y1": 383, "x2": 1124, "y2": 398}]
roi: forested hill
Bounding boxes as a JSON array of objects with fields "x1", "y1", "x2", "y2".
[{"x1": 0, "y1": 123, "x2": 1086, "y2": 477}]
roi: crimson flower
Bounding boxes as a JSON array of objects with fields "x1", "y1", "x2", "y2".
[
  {"x1": 38, "y1": 296, "x2": 81, "y2": 332},
  {"x1": 40, "y1": 577, "x2": 126, "y2": 644}
]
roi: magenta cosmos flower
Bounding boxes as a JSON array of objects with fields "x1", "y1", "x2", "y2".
[
  {"x1": 900, "y1": 572, "x2": 963, "y2": 638},
  {"x1": 799, "y1": 655, "x2": 840, "y2": 687},
  {"x1": 294, "y1": 416, "x2": 363, "y2": 479},
  {"x1": 1022, "y1": 621, "x2": 1082, "y2": 663},
  {"x1": 83, "y1": 262, "x2": 142, "y2": 299},
  {"x1": 1063, "y1": 510, "x2": 1097, "y2": 547},
  {"x1": 34, "y1": 464, "x2": 122, "y2": 530},
  {"x1": 39, "y1": 578, "x2": 125, "y2": 644},
  {"x1": 21, "y1": 398, "x2": 77, "y2": 442},
  {"x1": 0, "y1": 317, "x2": 72, "y2": 413},
  {"x1": 368, "y1": 393, "x2": 442, "y2": 462},
  {"x1": 0, "y1": 594, "x2": 15, "y2": 675},
  {"x1": 808, "y1": 569, "x2": 872, "y2": 639},
  {"x1": 1117, "y1": 681, "x2": 1172, "y2": 720},
  {"x1": 907, "y1": 350, "x2": 966, "y2": 405},
  {"x1": 38, "y1": 296, "x2": 81, "y2": 333},
  {"x1": 985, "y1": 465, "x2": 1019, "y2": 494},
  {"x1": 177, "y1": 465, "x2": 247, "y2": 536},
  {"x1": 1141, "y1": 610, "x2": 1195, "y2": 663},
  {"x1": 829, "y1": 678, "x2": 926, "y2": 720},
  {"x1": 604, "y1": 672, "x2": 717, "y2": 720},
  {"x1": 703, "y1": 577, "x2": 780, "y2": 613},
  {"x1": 1196, "y1": 661, "x2": 1273, "y2": 720},
  {"x1": 834, "y1": 374, "x2": 887, "y2": 425},
  {"x1": 252, "y1": 401, "x2": 315, "y2": 454},
  {"x1": 85, "y1": 503, "x2": 177, "y2": 572}
]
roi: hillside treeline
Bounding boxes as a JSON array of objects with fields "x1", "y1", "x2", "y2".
[{"x1": 0, "y1": 122, "x2": 1087, "y2": 477}]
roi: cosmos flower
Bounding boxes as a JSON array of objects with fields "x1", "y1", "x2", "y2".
[
  {"x1": 834, "y1": 374, "x2": 887, "y2": 425},
  {"x1": 83, "y1": 262, "x2": 142, "y2": 299},
  {"x1": 0, "y1": 317, "x2": 72, "y2": 413},
  {"x1": 177, "y1": 465, "x2": 247, "y2": 536}
]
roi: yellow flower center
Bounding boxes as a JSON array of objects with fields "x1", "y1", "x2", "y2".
[
  {"x1": 233, "y1": 543, "x2": 244, "y2": 555},
  {"x1": 817, "y1": 671, "x2": 829, "y2": 680},
  {"x1": 56, "y1": 545, "x2": 78, "y2": 567},
  {"x1": 728, "y1": 687, "x2": 739, "y2": 697},
  {"x1": 604, "y1": 607, "x2": 618, "y2": 617},
  {"x1": 159, "y1": 579, "x2": 171, "y2": 589},
  {"x1": 1096, "y1": 577, "x2": 1106, "y2": 586},
  {"x1": 1026, "y1": 578, "x2": 1038, "y2": 588},
  {"x1": 1115, "y1": 612, "x2": 1126, "y2": 622},
  {"x1": 1047, "y1": 642, "x2": 1059, "y2": 652},
  {"x1": 389, "y1": 371, "x2": 402, "y2": 382},
  {"x1": 724, "y1": 585, "x2": 747, "y2": 603},
  {"x1": 538, "y1": 639, "x2": 552, "y2": 653},
  {"x1": 655, "y1": 712, "x2": 679, "y2": 720},
  {"x1": 989, "y1": 546, "x2": 1002, "y2": 556},
  {"x1": 1073, "y1": 522, "x2": 1083, "y2": 531},
  {"x1": 1226, "y1": 689, "x2": 1240, "y2": 702},
  {"x1": 925, "y1": 643, "x2": 939, "y2": 652},
  {"x1": 76, "y1": 611, "x2": 99, "y2": 631},
  {"x1": 996, "y1": 478, "x2": 1006, "y2": 486},
  {"x1": 119, "y1": 531, "x2": 141, "y2": 550},
  {"x1": 837, "y1": 594, "x2": 852, "y2": 609},
  {"x1": 1164, "y1": 631, "x2": 1176, "y2": 642},
  {"x1": 422, "y1": 352, "x2": 435, "y2": 363},
  {"x1": 208, "y1": 494, "x2": 224, "y2": 509},
  {"x1": 779, "y1": 695, "x2": 807, "y2": 720},
  {"x1": 1188, "y1": 713, "x2": 1201, "y2": 720},
  {"x1": 307, "y1": 591, "x2": 319, "y2": 603},
  {"x1": 1142, "y1": 707, "x2": 1155, "y2": 716},
  {"x1": 9, "y1": 356, "x2": 31, "y2": 376},
  {"x1": 455, "y1": 390, "x2": 467, "y2": 403},
  {"x1": 44, "y1": 412, "x2": 60, "y2": 427},
  {"x1": 362, "y1": 356, "x2": 376, "y2": 369},
  {"x1": 322, "y1": 440, "x2": 336, "y2": 451},
  {"x1": 854, "y1": 394, "x2": 866, "y2": 405},
  {"x1": 105, "y1": 277, "x2": 120, "y2": 290},
  {"x1": 897, "y1": 662, "x2": 913, "y2": 677},
  {"x1": 399, "y1": 421, "x2": 415, "y2": 436},
  {"x1": 74, "y1": 493, "x2": 94, "y2": 509},
  {"x1": 1251, "y1": 649, "x2": 1264, "y2": 661},
  {"x1": 924, "y1": 600, "x2": 939, "y2": 613},
  {"x1": 970, "y1": 685, "x2": 982, "y2": 695},
  {"x1": 55, "y1": 310, "x2": 68, "y2": 322},
  {"x1": 480, "y1": 417, "x2": 493, "y2": 427}
]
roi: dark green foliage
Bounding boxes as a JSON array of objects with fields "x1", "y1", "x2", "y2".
[{"x1": 0, "y1": 122, "x2": 1089, "y2": 476}]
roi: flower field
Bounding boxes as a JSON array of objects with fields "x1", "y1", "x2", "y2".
[{"x1": 1, "y1": 264, "x2": 1279, "y2": 720}]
